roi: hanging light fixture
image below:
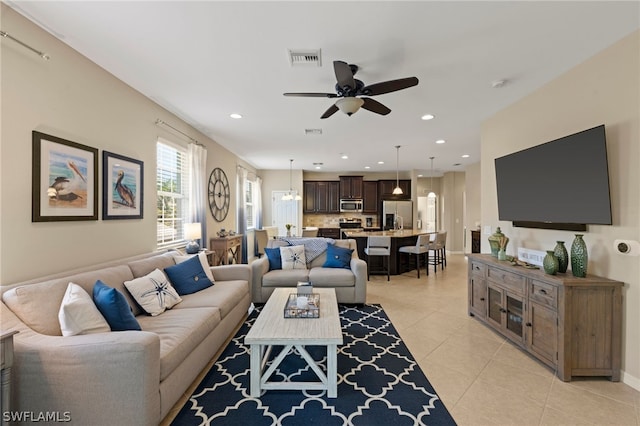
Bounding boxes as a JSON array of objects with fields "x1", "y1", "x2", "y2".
[
  {"x1": 427, "y1": 156, "x2": 436, "y2": 198},
  {"x1": 282, "y1": 159, "x2": 302, "y2": 201},
  {"x1": 392, "y1": 145, "x2": 403, "y2": 195}
]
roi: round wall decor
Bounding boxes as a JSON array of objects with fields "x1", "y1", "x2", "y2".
[{"x1": 208, "y1": 167, "x2": 230, "y2": 222}]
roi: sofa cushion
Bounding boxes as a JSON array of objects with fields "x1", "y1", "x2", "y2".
[
  {"x1": 262, "y1": 269, "x2": 310, "y2": 287},
  {"x1": 137, "y1": 307, "x2": 220, "y2": 381},
  {"x1": 128, "y1": 251, "x2": 177, "y2": 278},
  {"x1": 309, "y1": 239, "x2": 357, "y2": 268},
  {"x1": 2, "y1": 264, "x2": 134, "y2": 335},
  {"x1": 323, "y1": 244, "x2": 354, "y2": 269},
  {"x1": 164, "y1": 256, "x2": 214, "y2": 295},
  {"x1": 58, "y1": 283, "x2": 110, "y2": 336},
  {"x1": 124, "y1": 269, "x2": 182, "y2": 316},
  {"x1": 173, "y1": 280, "x2": 249, "y2": 319},
  {"x1": 93, "y1": 280, "x2": 142, "y2": 331},
  {"x1": 308, "y1": 267, "x2": 356, "y2": 287},
  {"x1": 280, "y1": 245, "x2": 306, "y2": 270},
  {"x1": 264, "y1": 247, "x2": 282, "y2": 271},
  {"x1": 173, "y1": 252, "x2": 215, "y2": 282}
]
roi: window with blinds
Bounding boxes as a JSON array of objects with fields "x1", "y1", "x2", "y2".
[
  {"x1": 245, "y1": 179, "x2": 255, "y2": 229},
  {"x1": 157, "y1": 140, "x2": 189, "y2": 247}
]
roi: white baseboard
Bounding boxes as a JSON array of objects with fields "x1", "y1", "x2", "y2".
[{"x1": 622, "y1": 370, "x2": 640, "y2": 391}]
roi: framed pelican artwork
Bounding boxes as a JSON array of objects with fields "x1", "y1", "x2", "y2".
[
  {"x1": 102, "y1": 151, "x2": 143, "y2": 220},
  {"x1": 32, "y1": 131, "x2": 98, "y2": 222}
]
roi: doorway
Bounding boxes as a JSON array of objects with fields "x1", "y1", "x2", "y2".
[{"x1": 272, "y1": 190, "x2": 299, "y2": 236}]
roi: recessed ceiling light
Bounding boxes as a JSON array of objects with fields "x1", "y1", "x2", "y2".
[
  {"x1": 315, "y1": 166, "x2": 321, "y2": 169},
  {"x1": 364, "y1": 166, "x2": 371, "y2": 169},
  {"x1": 421, "y1": 114, "x2": 435, "y2": 121},
  {"x1": 341, "y1": 154, "x2": 348, "y2": 159},
  {"x1": 418, "y1": 174, "x2": 423, "y2": 177},
  {"x1": 436, "y1": 139, "x2": 445, "y2": 144},
  {"x1": 462, "y1": 154, "x2": 470, "y2": 158},
  {"x1": 230, "y1": 113, "x2": 242, "y2": 119},
  {"x1": 377, "y1": 161, "x2": 384, "y2": 165}
]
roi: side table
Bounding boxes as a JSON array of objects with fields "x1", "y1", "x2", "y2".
[
  {"x1": 209, "y1": 235, "x2": 243, "y2": 265},
  {"x1": 1, "y1": 331, "x2": 18, "y2": 425}
]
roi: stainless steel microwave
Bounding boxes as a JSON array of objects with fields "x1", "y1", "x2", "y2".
[{"x1": 340, "y1": 199, "x2": 363, "y2": 213}]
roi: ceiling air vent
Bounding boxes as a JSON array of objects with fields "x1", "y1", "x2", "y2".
[
  {"x1": 288, "y1": 49, "x2": 322, "y2": 67},
  {"x1": 304, "y1": 128, "x2": 322, "y2": 135}
]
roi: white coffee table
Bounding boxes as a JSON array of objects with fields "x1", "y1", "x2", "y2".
[{"x1": 245, "y1": 287, "x2": 343, "y2": 398}]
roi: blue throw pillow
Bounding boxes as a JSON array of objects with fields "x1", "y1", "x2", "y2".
[
  {"x1": 164, "y1": 255, "x2": 214, "y2": 295},
  {"x1": 92, "y1": 280, "x2": 141, "y2": 331},
  {"x1": 323, "y1": 244, "x2": 354, "y2": 269},
  {"x1": 264, "y1": 247, "x2": 282, "y2": 271}
]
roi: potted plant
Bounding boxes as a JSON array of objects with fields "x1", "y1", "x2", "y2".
[{"x1": 285, "y1": 224, "x2": 294, "y2": 237}]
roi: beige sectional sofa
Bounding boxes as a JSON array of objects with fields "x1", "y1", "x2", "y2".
[
  {"x1": 0, "y1": 251, "x2": 251, "y2": 426},
  {"x1": 251, "y1": 238, "x2": 367, "y2": 304}
]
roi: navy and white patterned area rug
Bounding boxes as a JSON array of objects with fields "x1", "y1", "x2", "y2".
[{"x1": 172, "y1": 304, "x2": 456, "y2": 425}]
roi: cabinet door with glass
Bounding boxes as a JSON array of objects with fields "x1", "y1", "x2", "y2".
[{"x1": 486, "y1": 284, "x2": 525, "y2": 344}]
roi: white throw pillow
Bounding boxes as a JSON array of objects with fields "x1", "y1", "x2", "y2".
[
  {"x1": 124, "y1": 269, "x2": 182, "y2": 316},
  {"x1": 280, "y1": 245, "x2": 307, "y2": 270},
  {"x1": 173, "y1": 252, "x2": 215, "y2": 283},
  {"x1": 58, "y1": 282, "x2": 110, "y2": 337}
]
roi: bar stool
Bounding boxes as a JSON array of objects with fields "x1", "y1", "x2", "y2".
[
  {"x1": 398, "y1": 234, "x2": 430, "y2": 278},
  {"x1": 364, "y1": 236, "x2": 391, "y2": 281},
  {"x1": 428, "y1": 231, "x2": 447, "y2": 273}
]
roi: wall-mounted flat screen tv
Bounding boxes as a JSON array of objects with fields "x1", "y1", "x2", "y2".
[{"x1": 494, "y1": 124, "x2": 612, "y2": 231}]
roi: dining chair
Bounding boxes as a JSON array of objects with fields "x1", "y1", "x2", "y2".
[
  {"x1": 255, "y1": 229, "x2": 269, "y2": 258},
  {"x1": 428, "y1": 231, "x2": 447, "y2": 273},
  {"x1": 398, "y1": 234, "x2": 430, "y2": 278},
  {"x1": 364, "y1": 236, "x2": 391, "y2": 281}
]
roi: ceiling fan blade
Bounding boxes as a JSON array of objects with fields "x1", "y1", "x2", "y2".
[
  {"x1": 362, "y1": 77, "x2": 419, "y2": 96},
  {"x1": 320, "y1": 103, "x2": 339, "y2": 119},
  {"x1": 333, "y1": 60, "x2": 356, "y2": 91},
  {"x1": 361, "y1": 98, "x2": 391, "y2": 116},
  {"x1": 283, "y1": 92, "x2": 338, "y2": 98}
]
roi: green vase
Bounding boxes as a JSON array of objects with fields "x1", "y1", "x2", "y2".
[
  {"x1": 553, "y1": 241, "x2": 568, "y2": 273},
  {"x1": 488, "y1": 227, "x2": 507, "y2": 258},
  {"x1": 543, "y1": 251, "x2": 559, "y2": 275},
  {"x1": 570, "y1": 234, "x2": 588, "y2": 278}
]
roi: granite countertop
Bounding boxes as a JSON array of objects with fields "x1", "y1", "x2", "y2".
[{"x1": 343, "y1": 229, "x2": 433, "y2": 238}]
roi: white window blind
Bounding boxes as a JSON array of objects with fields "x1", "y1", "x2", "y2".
[
  {"x1": 157, "y1": 140, "x2": 189, "y2": 248},
  {"x1": 245, "y1": 179, "x2": 255, "y2": 229}
]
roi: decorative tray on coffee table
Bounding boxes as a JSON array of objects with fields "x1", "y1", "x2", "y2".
[{"x1": 284, "y1": 293, "x2": 320, "y2": 318}]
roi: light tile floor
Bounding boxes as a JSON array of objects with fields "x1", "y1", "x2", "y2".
[
  {"x1": 164, "y1": 253, "x2": 640, "y2": 425},
  {"x1": 367, "y1": 253, "x2": 640, "y2": 426}
]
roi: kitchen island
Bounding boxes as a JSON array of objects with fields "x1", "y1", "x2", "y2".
[{"x1": 342, "y1": 229, "x2": 435, "y2": 276}]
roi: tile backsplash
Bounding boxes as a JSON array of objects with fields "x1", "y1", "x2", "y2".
[{"x1": 303, "y1": 214, "x2": 378, "y2": 228}]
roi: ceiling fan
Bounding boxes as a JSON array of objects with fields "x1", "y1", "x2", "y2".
[{"x1": 284, "y1": 60, "x2": 419, "y2": 119}]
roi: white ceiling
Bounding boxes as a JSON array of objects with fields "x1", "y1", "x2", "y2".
[{"x1": 7, "y1": 1, "x2": 639, "y2": 176}]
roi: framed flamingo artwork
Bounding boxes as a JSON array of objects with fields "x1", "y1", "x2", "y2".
[
  {"x1": 32, "y1": 131, "x2": 98, "y2": 222},
  {"x1": 102, "y1": 151, "x2": 143, "y2": 220}
]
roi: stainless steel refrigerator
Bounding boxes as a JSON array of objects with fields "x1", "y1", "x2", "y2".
[{"x1": 382, "y1": 200, "x2": 413, "y2": 230}]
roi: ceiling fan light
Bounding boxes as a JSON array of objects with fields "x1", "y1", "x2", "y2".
[{"x1": 336, "y1": 97, "x2": 364, "y2": 116}]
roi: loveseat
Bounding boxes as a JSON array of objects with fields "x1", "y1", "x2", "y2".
[
  {"x1": 0, "y1": 250, "x2": 251, "y2": 426},
  {"x1": 251, "y1": 238, "x2": 367, "y2": 304}
]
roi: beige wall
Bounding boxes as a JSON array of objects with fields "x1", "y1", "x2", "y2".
[
  {"x1": 0, "y1": 6, "x2": 253, "y2": 283},
  {"x1": 464, "y1": 162, "x2": 481, "y2": 253},
  {"x1": 481, "y1": 31, "x2": 639, "y2": 387}
]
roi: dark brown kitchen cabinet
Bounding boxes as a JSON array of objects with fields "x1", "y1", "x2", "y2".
[
  {"x1": 339, "y1": 176, "x2": 363, "y2": 199},
  {"x1": 362, "y1": 181, "x2": 378, "y2": 213},
  {"x1": 317, "y1": 228, "x2": 340, "y2": 239},
  {"x1": 467, "y1": 254, "x2": 623, "y2": 382},
  {"x1": 304, "y1": 181, "x2": 339, "y2": 213},
  {"x1": 378, "y1": 179, "x2": 411, "y2": 200}
]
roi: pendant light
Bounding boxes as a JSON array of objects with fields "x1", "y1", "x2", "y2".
[
  {"x1": 392, "y1": 145, "x2": 403, "y2": 195},
  {"x1": 427, "y1": 156, "x2": 436, "y2": 198},
  {"x1": 282, "y1": 159, "x2": 302, "y2": 201}
]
